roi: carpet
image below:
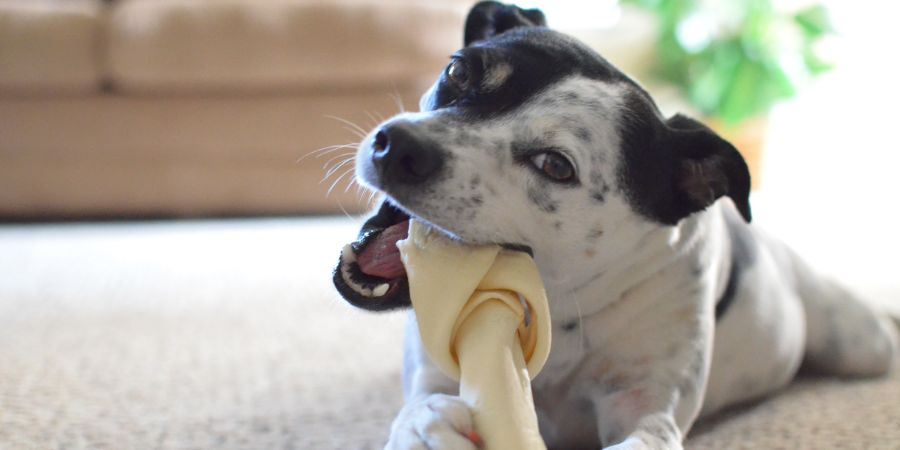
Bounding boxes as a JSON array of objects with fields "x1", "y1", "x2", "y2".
[{"x1": 1, "y1": 218, "x2": 897, "y2": 449}]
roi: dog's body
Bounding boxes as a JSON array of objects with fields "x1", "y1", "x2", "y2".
[{"x1": 332, "y1": 3, "x2": 899, "y2": 449}]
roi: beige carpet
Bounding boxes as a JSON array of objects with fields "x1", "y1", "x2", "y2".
[{"x1": 1, "y1": 218, "x2": 898, "y2": 450}]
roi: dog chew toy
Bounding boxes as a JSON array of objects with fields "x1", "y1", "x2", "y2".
[{"x1": 396, "y1": 220, "x2": 551, "y2": 450}]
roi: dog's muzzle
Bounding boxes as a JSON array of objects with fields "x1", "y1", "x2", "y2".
[
  {"x1": 360, "y1": 121, "x2": 446, "y2": 193},
  {"x1": 333, "y1": 199, "x2": 535, "y2": 311},
  {"x1": 333, "y1": 121, "x2": 443, "y2": 311}
]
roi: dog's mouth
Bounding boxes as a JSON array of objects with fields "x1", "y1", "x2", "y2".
[
  {"x1": 333, "y1": 201, "x2": 414, "y2": 311},
  {"x1": 333, "y1": 199, "x2": 535, "y2": 311}
]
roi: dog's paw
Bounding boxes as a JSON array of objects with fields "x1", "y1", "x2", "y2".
[{"x1": 384, "y1": 394, "x2": 481, "y2": 450}]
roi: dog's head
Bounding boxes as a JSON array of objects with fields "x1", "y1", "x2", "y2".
[{"x1": 334, "y1": 1, "x2": 751, "y2": 311}]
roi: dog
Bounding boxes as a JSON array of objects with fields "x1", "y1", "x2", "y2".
[{"x1": 332, "y1": 2, "x2": 900, "y2": 449}]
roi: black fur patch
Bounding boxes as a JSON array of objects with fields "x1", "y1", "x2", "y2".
[
  {"x1": 527, "y1": 186, "x2": 559, "y2": 213},
  {"x1": 464, "y1": 1, "x2": 547, "y2": 46},
  {"x1": 576, "y1": 127, "x2": 592, "y2": 144},
  {"x1": 715, "y1": 205, "x2": 757, "y2": 319},
  {"x1": 615, "y1": 91, "x2": 677, "y2": 222},
  {"x1": 617, "y1": 92, "x2": 752, "y2": 225},
  {"x1": 430, "y1": 28, "x2": 628, "y2": 119},
  {"x1": 590, "y1": 181, "x2": 610, "y2": 204}
]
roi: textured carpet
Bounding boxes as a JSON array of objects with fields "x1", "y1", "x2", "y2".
[{"x1": 0, "y1": 218, "x2": 898, "y2": 450}]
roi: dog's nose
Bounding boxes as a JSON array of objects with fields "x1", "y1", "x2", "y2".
[{"x1": 371, "y1": 124, "x2": 444, "y2": 186}]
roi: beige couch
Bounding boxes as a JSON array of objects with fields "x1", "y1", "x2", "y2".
[{"x1": 0, "y1": 0, "x2": 469, "y2": 218}]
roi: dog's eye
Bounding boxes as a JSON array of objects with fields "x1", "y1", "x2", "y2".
[
  {"x1": 530, "y1": 151, "x2": 576, "y2": 183},
  {"x1": 445, "y1": 59, "x2": 471, "y2": 89}
]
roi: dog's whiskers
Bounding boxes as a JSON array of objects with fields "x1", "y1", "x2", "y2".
[
  {"x1": 312, "y1": 143, "x2": 358, "y2": 154},
  {"x1": 341, "y1": 126, "x2": 368, "y2": 140},
  {"x1": 364, "y1": 110, "x2": 384, "y2": 129},
  {"x1": 323, "y1": 161, "x2": 365, "y2": 221},
  {"x1": 321, "y1": 152, "x2": 356, "y2": 172},
  {"x1": 323, "y1": 156, "x2": 356, "y2": 181},
  {"x1": 336, "y1": 200, "x2": 357, "y2": 221},
  {"x1": 309, "y1": 143, "x2": 358, "y2": 157},
  {"x1": 355, "y1": 183, "x2": 367, "y2": 203},
  {"x1": 344, "y1": 176, "x2": 360, "y2": 193},
  {"x1": 389, "y1": 87, "x2": 407, "y2": 114},
  {"x1": 366, "y1": 189, "x2": 380, "y2": 207},
  {"x1": 319, "y1": 152, "x2": 353, "y2": 181},
  {"x1": 326, "y1": 167, "x2": 356, "y2": 197},
  {"x1": 325, "y1": 115, "x2": 371, "y2": 140},
  {"x1": 298, "y1": 143, "x2": 359, "y2": 164}
]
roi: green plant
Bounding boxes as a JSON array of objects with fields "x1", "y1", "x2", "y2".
[{"x1": 622, "y1": 0, "x2": 834, "y2": 126}]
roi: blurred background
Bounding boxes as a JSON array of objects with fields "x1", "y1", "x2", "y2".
[
  {"x1": 2, "y1": 0, "x2": 899, "y2": 448},
  {"x1": 2, "y1": 0, "x2": 896, "y2": 298}
]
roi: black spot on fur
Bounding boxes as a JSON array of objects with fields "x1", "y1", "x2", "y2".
[
  {"x1": 588, "y1": 179, "x2": 610, "y2": 203},
  {"x1": 538, "y1": 97, "x2": 560, "y2": 108},
  {"x1": 469, "y1": 174, "x2": 482, "y2": 189},
  {"x1": 562, "y1": 91, "x2": 580, "y2": 102},
  {"x1": 576, "y1": 127, "x2": 592, "y2": 144},
  {"x1": 527, "y1": 186, "x2": 558, "y2": 213},
  {"x1": 562, "y1": 321, "x2": 579, "y2": 331},
  {"x1": 587, "y1": 228, "x2": 604, "y2": 240},
  {"x1": 691, "y1": 266, "x2": 703, "y2": 277},
  {"x1": 455, "y1": 130, "x2": 482, "y2": 148}
]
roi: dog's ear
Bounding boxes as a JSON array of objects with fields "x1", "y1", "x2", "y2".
[
  {"x1": 667, "y1": 114, "x2": 752, "y2": 223},
  {"x1": 464, "y1": 1, "x2": 547, "y2": 46}
]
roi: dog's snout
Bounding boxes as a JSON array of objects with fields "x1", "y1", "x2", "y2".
[{"x1": 371, "y1": 124, "x2": 444, "y2": 186}]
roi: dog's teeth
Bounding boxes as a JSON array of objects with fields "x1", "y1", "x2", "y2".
[
  {"x1": 342, "y1": 244, "x2": 357, "y2": 262},
  {"x1": 373, "y1": 283, "x2": 389, "y2": 297},
  {"x1": 339, "y1": 244, "x2": 388, "y2": 299},
  {"x1": 340, "y1": 255, "x2": 371, "y2": 298}
]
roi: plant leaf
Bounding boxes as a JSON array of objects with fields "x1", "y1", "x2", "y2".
[{"x1": 794, "y1": 5, "x2": 834, "y2": 38}]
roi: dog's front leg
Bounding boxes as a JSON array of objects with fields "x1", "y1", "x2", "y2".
[
  {"x1": 585, "y1": 311, "x2": 712, "y2": 450},
  {"x1": 592, "y1": 392, "x2": 686, "y2": 450},
  {"x1": 384, "y1": 313, "x2": 481, "y2": 450}
]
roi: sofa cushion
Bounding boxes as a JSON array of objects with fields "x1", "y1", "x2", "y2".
[
  {"x1": 107, "y1": 0, "x2": 468, "y2": 92},
  {"x1": 0, "y1": 0, "x2": 103, "y2": 93},
  {"x1": 0, "y1": 86, "x2": 428, "y2": 217}
]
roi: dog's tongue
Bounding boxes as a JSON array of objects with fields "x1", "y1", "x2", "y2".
[{"x1": 357, "y1": 220, "x2": 410, "y2": 279}]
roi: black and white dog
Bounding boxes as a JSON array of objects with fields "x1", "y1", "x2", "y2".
[{"x1": 333, "y1": 2, "x2": 899, "y2": 449}]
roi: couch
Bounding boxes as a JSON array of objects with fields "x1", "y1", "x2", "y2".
[{"x1": 0, "y1": 0, "x2": 469, "y2": 218}]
